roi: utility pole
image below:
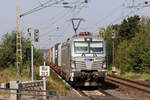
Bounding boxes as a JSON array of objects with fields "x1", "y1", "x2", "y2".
[
  {"x1": 31, "y1": 41, "x2": 34, "y2": 81},
  {"x1": 27, "y1": 28, "x2": 40, "y2": 81},
  {"x1": 16, "y1": 0, "x2": 63, "y2": 77},
  {"x1": 27, "y1": 27, "x2": 34, "y2": 81},
  {"x1": 27, "y1": 27, "x2": 31, "y2": 77},
  {"x1": 16, "y1": 0, "x2": 22, "y2": 77}
]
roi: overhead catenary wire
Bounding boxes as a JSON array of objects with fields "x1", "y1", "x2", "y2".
[
  {"x1": 95, "y1": 0, "x2": 150, "y2": 29},
  {"x1": 20, "y1": 0, "x2": 64, "y2": 17},
  {"x1": 57, "y1": 4, "x2": 86, "y2": 38},
  {"x1": 36, "y1": 8, "x2": 66, "y2": 29},
  {"x1": 44, "y1": 1, "x2": 88, "y2": 48},
  {"x1": 105, "y1": 4, "x2": 147, "y2": 28},
  {"x1": 62, "y1": 1, "x2": 88, "y2": 34},
  {"x1": 19, "y1": 0, "x2": 65, "y2": 41},
  {"x1": 39, "y1": 8, "x2": 73, "y2": 30},
  {"x1": 39, "y1": 2, "x2": 86, "y2": 38},
  {"x1": 22, "y1": 0, "x2": 87, "y2": 41},
  {"x1": 36, "y1": 0, "x2": 85, "y2": 30},
  {"x1": 71, "y1": 2, "x2": 87, "y2": 18},
  {"x1": 39, "y1": 8, "x2": 76, "y2": 38},
  {"x1": 38, "y1": 0, "x2": 150, "y2": 49},
  {"x1": 37, "y1": 0, "x2": 150, "y2": 48},
  {"x1": 84, "y1": 1, "x2": 125, "y2": 33},
  {"x1": 95, "y1": 4, "x2": 123, "y2": 27},
  {"x1": 128, "y1": 0, "x2": 150, "y2": 9}
]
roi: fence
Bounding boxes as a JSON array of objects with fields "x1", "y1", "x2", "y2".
[{"x1": 0, "y1": 81, "x2": 61, "y2": 100}]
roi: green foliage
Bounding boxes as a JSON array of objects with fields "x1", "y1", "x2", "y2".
[
  {"x1": 102, "y1": 25, "x2": 119, "y2": 67},
  {"x1": 22, "y1": 39, "x2": 31, "y2": 64},
  {"x1": 116, "y1": 16, "x2": 150, "y2": 73},
  {"x1": 118, "y1": 15, "x2": 140, "y2": 41},
  {"x1": 33, "y1": 48, "x2": 43, "y2": 66},
  {"x1": 103, "y1": 15, "x2": 150, "y2": 74},
  {"x1": 47, "y1": 70, "x2": 70, "y2": 96},
  {"x1": 115, "y1": 40, "x2": 132, "y2": 73},
  {"x1": 0, "y1": 31, "x2": 16, "y2": 68},
  {"x1": 0, "y1": 30, "x2": 43, "y2": 70},
  {"x1": 129, "y1": 33, "x2": 150, "y2": 73}
]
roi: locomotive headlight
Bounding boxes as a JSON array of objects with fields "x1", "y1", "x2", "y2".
[
  {"x1": 102, "y1": 62, "x2": 106, "y2": 69},
  {"x1": 70, "y1": 72, "x2": 74, "y2": 81},
  {"x1": 72, "y1": 61, "x2": 76, "y2": 68},
  {"x1": 72, "y1": 63, "x2": 75, "y2": 68},
  {"x1": 71, "y1": 72, "x2": 74, "y2": 77}
]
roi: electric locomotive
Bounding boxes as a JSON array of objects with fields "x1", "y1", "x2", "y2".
[{"x1": 59, "y1": 32, "x2": 107, "y2": 86}]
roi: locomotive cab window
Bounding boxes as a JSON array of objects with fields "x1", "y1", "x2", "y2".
[
  {"x1": 74, "y1": 41, "x2": 104, "y2": 54},
  {"x1": 90, "y1": 42, "x2": 103, "y2": 53},
  {"x1": 74, "y1": 42, "x2": 89, "y2": 54}
]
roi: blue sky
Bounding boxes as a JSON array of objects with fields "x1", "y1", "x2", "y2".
[{"x1": 0, "y1": 0, "x2": 150, "y2": 49}]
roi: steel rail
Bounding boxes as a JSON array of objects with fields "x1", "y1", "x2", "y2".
[
  {"x1": 48, "y1": 63, "x2": 119, "y2": 100},
  {"x1": 107, "y1": 74, "x2": 150, "y2": 93},
  {"x1": 108, "y1": 74, "x2": 150, "y2": 87}
]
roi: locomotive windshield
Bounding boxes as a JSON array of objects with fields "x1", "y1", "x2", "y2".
[
  {"x1": 74, "y1": 41, "x2": 103, "y2": 54},
  {"x1": 74, "y1": 42, "x2": 89, "y2": 54},
  {"x1": 90, "y1": 42, "x2": 103, "y2": 53}
]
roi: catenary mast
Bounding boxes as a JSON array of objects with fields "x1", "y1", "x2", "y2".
[{"x1": 16, "y1": 0, "x2": 22, "y2": 76}]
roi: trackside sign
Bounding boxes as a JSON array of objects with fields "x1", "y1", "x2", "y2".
[{"x1": 40, "y1": 66, "x2": 50, "y2": 77}]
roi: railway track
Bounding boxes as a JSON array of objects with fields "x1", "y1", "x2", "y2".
[
  {"x1": 76, "y1": 88, "x2": 108, "y2": 97},
  {"x1": 49, "y1": 62, "x2": 150, "y2": 99},
  {"x1": 106, "y1": 74, "x2": 150, "y2": 98},
  {"x1": 49, "y1": 63, "x2": 119, "y2": 100},
  {"x1": 76, "y1": 88, "x2": 119, "y2": 100}
]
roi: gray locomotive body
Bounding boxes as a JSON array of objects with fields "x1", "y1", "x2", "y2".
[{"x1": 50, "y1": 33, "x2": 107, "y2": 86}]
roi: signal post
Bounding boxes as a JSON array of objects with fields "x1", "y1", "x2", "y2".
[{"x1": 111, "y1": 30, "x2": 117, "y2": 74}]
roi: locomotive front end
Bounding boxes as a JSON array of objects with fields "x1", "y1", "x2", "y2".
[{"x1": 70, "y1": 34, "x2": 107, "y2": 86}]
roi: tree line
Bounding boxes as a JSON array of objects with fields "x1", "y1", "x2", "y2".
[{"x1": 101, "y1": 15, "x2": 150, "y2": 74}]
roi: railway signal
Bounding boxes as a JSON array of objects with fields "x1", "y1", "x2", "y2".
[
  {"x1": 24, "y1": 48, "x2": 30, "y2": 60},
  {"x1": 16, "y1": 0, "x2": 87, "y2": 78},
  {"x1": 111, "y1": 30, "x2": 116, "y2": 74},
  {"x1": 111, "y1": 30, "x2": 116, "y2": 39},
  {"x1": 27, "y1": 27, "x2": 34, "y2": 81},
  {"x1": 34, "y1": 29, "x2": 39, "y2": 42},
  {"x1": 27, "y1": 27, "x2": 31, "y2": 37},
  {"x1": 16, "y1": 0, "x2": 64, "y2": 77}
]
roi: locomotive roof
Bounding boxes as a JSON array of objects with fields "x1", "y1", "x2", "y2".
[{"x1": 70, "y1": 35, "x2": 104, "y2": 41}]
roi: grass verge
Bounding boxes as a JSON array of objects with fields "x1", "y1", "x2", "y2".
[
  {"x1": 34, "y1": 66, "x2": 70, "y2": 96},
  {"x1": 46, "y1": 70, "x2": 70, "y2": 96},
  {"x1": 108, "y1": 69, "x2": 150, "y2": 85},
  {"x1": 0, "y1": 65, "x2": 70, "y2": 96}
]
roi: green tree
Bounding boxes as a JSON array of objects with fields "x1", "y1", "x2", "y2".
[
  {"x1": 0, "y1": 31, "x2": 16, "y2": 68},
  {"x1": 118, "y1": 15, "x2": 140, "y2": 41},
  {"x1": 129, "y1": 32, "x2": 150, "y2": 73},
  {"x1": 115, "y1": 40, "x2": 132, "y2": 73},
  {"x1": 0, "y1": 30, "x2": 43, "y2": 70},
  {"x1": 115, "y1": 16, "x2": 150, "y2": 73},
  {"x1": 103, "y1": 26, "x2": 113, "y2": 67},
  {"x1": 102, "y1": 16, "x2": 150, "y2": 73}
]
